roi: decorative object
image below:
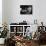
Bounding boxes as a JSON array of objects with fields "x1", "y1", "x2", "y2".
[
  {"x1": 0, "y1": 23, "x2": 9, "y2": 38},
  {"x1": 26, "y1": 27, "x2": 32, "y2": 40},
  {"x1": 0, "y1": 22, "x2": 9, "y2": 44},
  {"x1": 0, "y1": 38, "x2": 5, "y2": 44},
  {"x1": 20, "y1": 5, "x2": 32, "y2": 14},
  {"x1": 34, "y1": 19, "x2": 37, "y2": 24}
]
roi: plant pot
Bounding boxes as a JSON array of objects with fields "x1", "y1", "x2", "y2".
[{"x1": 0, "y1": 38, "x2": 5, "y2": 44}]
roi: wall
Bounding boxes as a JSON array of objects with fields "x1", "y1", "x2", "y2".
[
  {"x1": 0, "y1": 0, "x2": 2, "y2": 27},
  {"x1": 39, "y1": 0, "x2": 46, "y2": 26},
  {"x1": 2, "y1": 0, "x2": 39, "y2": 24},
  {"x1": 2, "y1": 0, "x2": 46, "y2": 26},
  {"x1": 2, "y1": 0, "x2": 8, "y2": 24}
]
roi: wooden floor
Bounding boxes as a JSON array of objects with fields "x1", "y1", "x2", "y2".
[
  {"x1": 0, "y1": 44, "x2": 46, "y2": 46},
  {"x1": 0, "y1": 44, "x2": 4, "y2": 46},
  {"x1": 40, "y1": 45, "x2": 46, "y2": 46}
]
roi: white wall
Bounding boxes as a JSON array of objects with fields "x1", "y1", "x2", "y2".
[
  {"x1": 7, "y1": 0, "x2": 39, "y2": 24},
  {"x1": 39, "y1": 0, "x2": 46, "y2": 26},
  {"x1": 0, "y1": 0, "x2": 2, "y2": 27},
  {"x1": 2, "y1": 0, "x2": 46, "y2": 26},
  {"x1": 2, "y1": 0, "x2": 8, "y2": 24}
]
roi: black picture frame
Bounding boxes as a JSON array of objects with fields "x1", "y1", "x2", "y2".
[{"x1": 20, "y1": 5, "x2": 33, "y2": 14}]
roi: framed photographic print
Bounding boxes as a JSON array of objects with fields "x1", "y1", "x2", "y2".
[{"x1": 20, "y1": 5, "x2": 33, "y2": 14}]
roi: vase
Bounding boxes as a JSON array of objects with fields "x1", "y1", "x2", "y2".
[{"x1": 0, "y1": 38, "x2": 5, "y2": 44}]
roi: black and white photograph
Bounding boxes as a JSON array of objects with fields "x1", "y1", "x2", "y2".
[{"x1": 20, "y1": 5, "x2": 32, "y2": 14}]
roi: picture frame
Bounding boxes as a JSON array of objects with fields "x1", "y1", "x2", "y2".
[{"x1": 20, "y1": 5, "x2": 33, "y2": 14}]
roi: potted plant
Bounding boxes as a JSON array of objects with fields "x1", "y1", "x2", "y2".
[{"x1": 0, "y1": 23, "x2": 9, "y2": 44}]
